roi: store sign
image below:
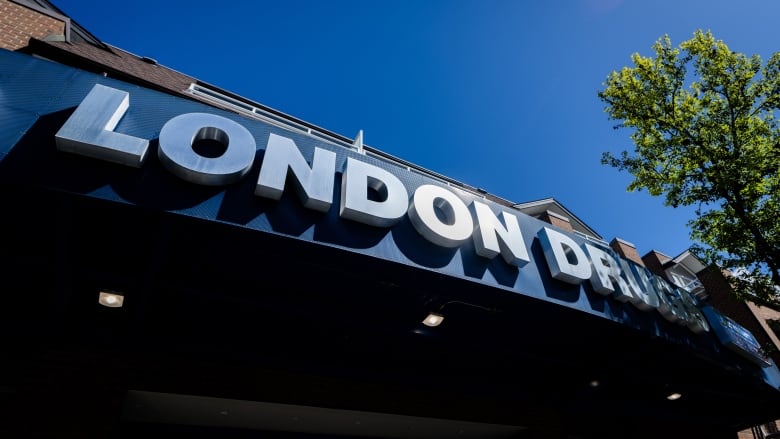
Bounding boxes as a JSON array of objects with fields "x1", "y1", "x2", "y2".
[
  {"x1": 701, "y1": 307, "x2": 771, "y2": 367},
  {"x1": 55, "y1": 84, "x2": 710, "y2": 334}
]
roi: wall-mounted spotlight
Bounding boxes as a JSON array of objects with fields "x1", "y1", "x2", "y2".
[
  {"x1": 666, "y1": 392, "x2": 682, "y2": 401},
  {"x1": 422, "y1": 312, "x2": 445, "y2": 327},
  {"x1": 420, "y1": 299, "x2": 499, "y2": 329},
  {"x1": 98, "y1": 290, "x2": 125, "y2": 308}
]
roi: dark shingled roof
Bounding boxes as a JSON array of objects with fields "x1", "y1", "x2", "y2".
[
  {"x1": 22, "y1": 38, "x2": 291, "y2": 128},
  {"x1": 24, "y1": 38, "x2": 196, "y2": 98}
]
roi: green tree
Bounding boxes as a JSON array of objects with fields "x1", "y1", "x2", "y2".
[{"x1": 598, "y1": 30, "x2": 780, "y2": 307}]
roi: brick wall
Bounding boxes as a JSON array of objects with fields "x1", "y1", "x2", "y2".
[
  {"x1": 698, "y1": 265, "x2": 780, "y2": 365},
  {"x1": 738, "y1": 421, "x2": 779, "y2": 439},
  {"x1": 747, "y1": 302, "x2": 780, "y2": 351},
  {"x1": 540, "y1": 210, "x2": 573, "y2": 232},
  {"x1": 641, "y1": 250, "x2": 671, "y2": 280},
  {"x1": 0, "y1": 0, "x2": 65, "y2": 50},
  {"x1": 610, "y1": 238, "x2": 645, "y2": 266}
]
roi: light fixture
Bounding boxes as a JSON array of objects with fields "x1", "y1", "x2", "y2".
[
  {"x1": 98, "y1": 291, "x2": 125, "y2": 308},
  {"x1": 419, "y1": 299, "x2": 499, "y2": 329},
  {"x1": 422, "y1": 312, "x2": 444, "y2": 327},
  {"x1": 588, "y1": 380, "x2": 600, "y2": 388},
  {"x1": 666, "y1": 392, "x2": 682, "y2": 401}
]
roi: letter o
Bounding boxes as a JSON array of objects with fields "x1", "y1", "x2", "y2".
[
  {"x1": 408, "y1": 184, "x2": 473, "y2": 247},
  {"x1": 158, "y1": 113, "x2": 256, "y2": 186}
]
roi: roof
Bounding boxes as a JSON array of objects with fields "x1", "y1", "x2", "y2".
[
  {"x1": 25, "y1": 38, "x2": 196, "y2": 97},
  {"x1": 668, "y1": 249, "x2": 707, "y2": 274},
  {"x1": 512, "y1": 198, "x2": 603, "y2": 239}
]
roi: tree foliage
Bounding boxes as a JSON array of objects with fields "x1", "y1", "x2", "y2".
[{"x1": 599, "y1": 30, "x2": 780, "y2": 307}]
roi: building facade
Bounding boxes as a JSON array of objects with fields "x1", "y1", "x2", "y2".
[{"x1": 2, "y1": 2, "x2": 780, "y2": 438}]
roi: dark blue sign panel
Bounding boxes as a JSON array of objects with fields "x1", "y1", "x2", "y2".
[
  {"x1": 701, "y1": 306, "x2": 772, "y2": 367},
  {"x1": 0, "y1": 49, "x2": 774, "y2": 379}
]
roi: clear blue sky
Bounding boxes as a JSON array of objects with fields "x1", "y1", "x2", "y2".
[{"x1": 52, "y1": 0, "x2": 780, "y2": 259}]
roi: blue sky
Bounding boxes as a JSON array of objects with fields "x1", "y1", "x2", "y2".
[{"x1": 52, "y1": 0, "x2": 780, "y2": 259}]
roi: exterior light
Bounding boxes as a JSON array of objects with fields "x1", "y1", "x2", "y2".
[
  {"x1": 589, "y1": 380, "x2": 600, "y2": 388},
  {"x1": 98, "y1": 291, "x2": 125, "y2": 308},
  {"x1": 422, "y1": 313, "x2": 444, "y2": 327},
  {"x1": 419, "y1": 300, "x2": 498, "y2": 328},
  {"x1": 666, "y1": 392, "x2": 682, "y2": 401}
]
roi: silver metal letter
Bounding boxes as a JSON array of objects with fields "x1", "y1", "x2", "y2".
[
  {"x1": 585, "y1": 244, "x2": 654, "y2": 303},
  {"x1": 339, "y1": 157, "x2": 408, "y2": 226},
  {"x1": 158, "y1": 113, "x2": 256, "y2": 186},
  {"x1": 538, "y1": 227, "x2": 592, "y2": 284},
  {"x1": 584, "y1": 244, "x2": 620, "y2": 296},
  {"x1": 652, "y1": 276, "x2": 691, "y2": 324},
  {"x1": 55, "y1": 84, "x2": 149, "y2": 167},
  {"x1": 470, "y1": 201, "x2": 529, "y2": 266},
  {"x1": 256, "y1": 134, "x2": 336, "y2": 212},
  {"x1": 408, "y1": 185, "x2": 473, "y2": 248},
  {"x1": 622, "y1": 262, "x2": 660, "y2": 310},
  {"x1": 678, "y1": 290, "x2": 710, "y2": 333}
]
